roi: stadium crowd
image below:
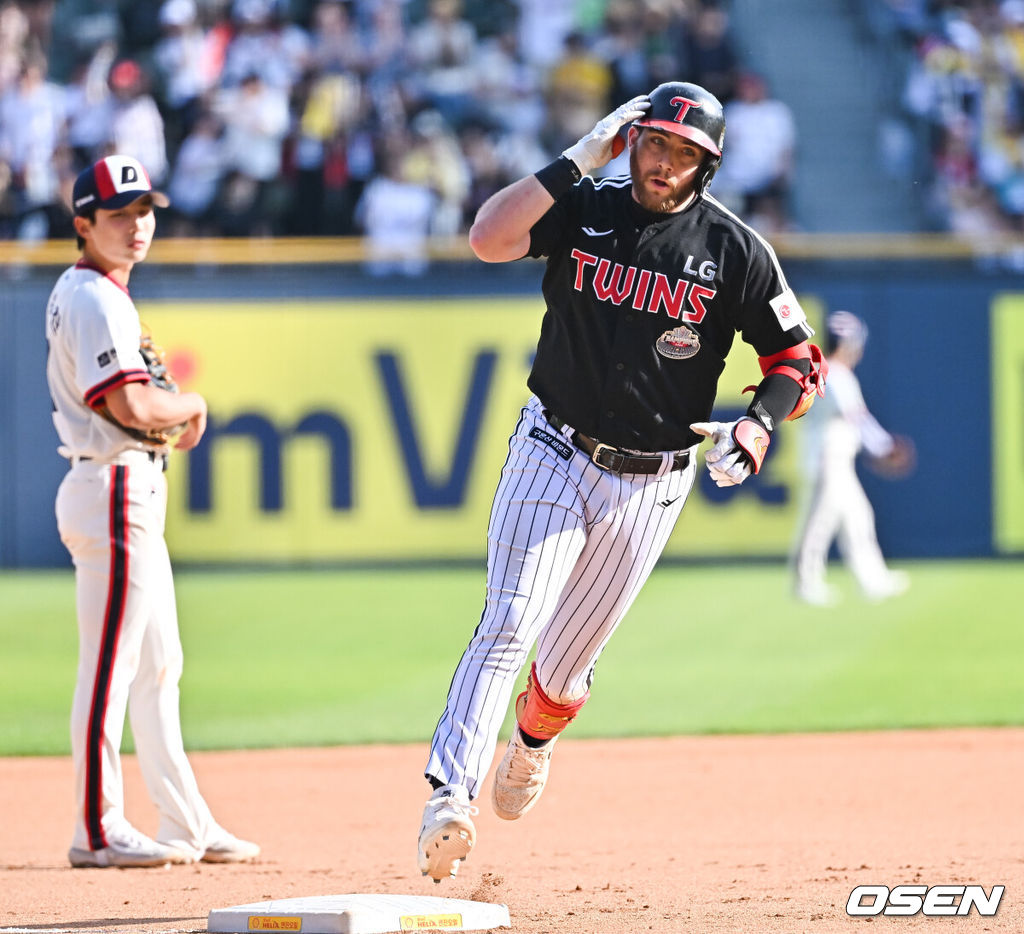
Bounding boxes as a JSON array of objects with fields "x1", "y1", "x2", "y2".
[
  {"x1": 0, "y1": 0, "x2": 802, "y2": 262},
  {"x1": 879, "y1": 0, "x2": 1024, "y2": 232}
]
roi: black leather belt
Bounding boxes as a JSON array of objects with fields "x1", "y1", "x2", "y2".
[
  {"x1": 545, "y1": 411, "x2": 689, "y2": 475},
  {"x1": 76, "y1": 450, "x2": 169, "y2": 472}
]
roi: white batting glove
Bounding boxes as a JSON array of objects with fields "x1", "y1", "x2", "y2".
[
  {"x1": 562, "y1": 95, "x2": 651, "y2": 176},
  {"x1": 690, "y1": 418, "x2": 771, "y2": 488}
]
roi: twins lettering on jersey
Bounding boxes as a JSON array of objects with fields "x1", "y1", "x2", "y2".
[{"x1": 570, "y1": 248, "x2": 717, "y2": 323}]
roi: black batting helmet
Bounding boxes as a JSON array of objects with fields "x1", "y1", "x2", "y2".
[{"x1": 633, "y1": 81, "x2": 726, "y2": 194}]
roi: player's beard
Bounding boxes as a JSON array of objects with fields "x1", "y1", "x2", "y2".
[{"x1": 629, "y1": 147, "x2": 697, "y2": 213}]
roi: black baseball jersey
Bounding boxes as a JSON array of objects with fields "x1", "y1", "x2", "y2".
[{"x1": 526, "y1": 175, "x2": 813, "y2": 452}]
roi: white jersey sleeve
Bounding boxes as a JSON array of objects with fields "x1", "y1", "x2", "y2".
[
  {"x1": 45, "y1": 264, "x2": 153, "y2": 459},
  {"x1": 825, "y1": 360, "x2": 894, "y2": 458}
]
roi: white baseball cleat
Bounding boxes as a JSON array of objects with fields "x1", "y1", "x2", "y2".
[
  {"x1": 864, "y1": 570, "x2": 910, "y2": 602},
  {"x1": 417, "y1": 785, "x2": 477, "y2": 883},
  {"x1": 68, "y1": 827, "x2": 194, "y2": 868},
  {"x1": 199, "y1": 830, "x2": 261, "y2": 863},
  {"x1": 794, "y1": 580, "x2": 839, "y2": 607},
  {"x1": 491, "y1": 732, "x2": 556, "y2": 821},
  {"x1": 163, "y1": 829, "x2": 261, "y2": 864}
]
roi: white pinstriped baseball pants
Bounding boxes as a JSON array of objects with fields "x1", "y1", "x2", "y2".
[{"x1": 426, "y1": 396, "x2": 696, "y2": 799}]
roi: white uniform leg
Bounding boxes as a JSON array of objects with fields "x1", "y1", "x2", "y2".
[
  {"x1": 792, "y1": 466, "x2": 843, "y2": 596},
  {"x1": 426, "y1": 401, "x2": 693, "y2": 797},
  {"x1": 60, "y1": 463, "x2": 149, "y2": 850},
  {"x1": 836, "y1": 481, "x2": 894, "y2": 596},
  {"x1": 59, "y1": 459, "x2": 215, "y2": 852},
  {"x1": 128, "y1": 485, "x2": 217, "y2": 849}
]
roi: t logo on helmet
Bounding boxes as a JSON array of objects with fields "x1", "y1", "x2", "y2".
[{"x1": 670, "y1": 96, "x2": 702, "y2": 123}]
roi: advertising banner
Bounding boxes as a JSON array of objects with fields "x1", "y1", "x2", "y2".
[
  {"x1": 992, "y1": 296, "x2": 1024, "y2": 553},
  {"x1": 141, "y1": 296, "x2": 824, "y2": 563}
]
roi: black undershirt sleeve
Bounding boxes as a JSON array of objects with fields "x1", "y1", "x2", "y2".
[{"x1": 744, "y1": 358, "x2": 812, "y2": 432}]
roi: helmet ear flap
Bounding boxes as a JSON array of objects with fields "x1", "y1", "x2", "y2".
[{"x1": 697, "y1": 153, "x2": 721, "y2": 194}]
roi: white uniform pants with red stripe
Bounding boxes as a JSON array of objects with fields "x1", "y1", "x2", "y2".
[
  {"x1": 426, "y1": 397, "x2": 696, "y2": 799},
  {"x1": 56, "y1": 450, "x2": 217, "y2": 852}
]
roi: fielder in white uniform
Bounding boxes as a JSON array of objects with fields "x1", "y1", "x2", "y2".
[
  {"x1": 46, "y1": 154, "x2": 259, "y2": 868},
  {"x1": 792, "y1": 311, "x2": 910, "y2": 605}
]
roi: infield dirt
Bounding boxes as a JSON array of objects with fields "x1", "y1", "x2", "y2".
[{"x1": 2, "y1": 729, "x2": 1022, "y2": 933}]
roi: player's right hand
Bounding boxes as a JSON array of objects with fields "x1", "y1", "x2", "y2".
[
  {"x1": 562, "y1": 95, "x2": 651, "y2": 176},
  {"x1": 690, "y1": 418, "x2": 771, "y2": 487},
  {"x1": 174, "y1": 394, "x2": 208, "y2": 450}
]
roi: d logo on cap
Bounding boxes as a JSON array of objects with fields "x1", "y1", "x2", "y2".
[{"x1": 72, "y1": 154, "x2": 169, "y2": 216}]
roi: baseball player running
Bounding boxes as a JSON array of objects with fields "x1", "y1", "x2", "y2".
[
  {"x1": 417, "y1": 82, "x2": 827, "y2": 882},
  {"x1": 792, "y1": 311, "x2": 911, "y2": 604},
  {"x1": 46, "y1": 155, "x2": 259, "y2": 868}
]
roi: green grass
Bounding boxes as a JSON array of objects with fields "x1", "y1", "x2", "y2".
[{"x1": 1, "y1": 560, "x2": 1022, "y2": 756}]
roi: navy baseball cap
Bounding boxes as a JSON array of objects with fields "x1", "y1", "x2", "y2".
[
  {"x1": 827, "y1": 311, "x2": 868, "y2": 349},
  {"x1": 72, "y1": 155, "x2": 169, "y2": 216}
]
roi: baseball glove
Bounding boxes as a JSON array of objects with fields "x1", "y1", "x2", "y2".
[
  {"x1": 865, "y1": 434, "x2": 916, "y2": 479},
  {"x1": 96, "y1": 333, "x2": 186, "y2": 445}
]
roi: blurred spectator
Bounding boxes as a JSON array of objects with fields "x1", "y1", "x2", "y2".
[
  {"x1": 0, "y1": 0, "x2": 806, "y2": 244},
  {"x1": 407, "y1": 0, "x2": 516, "y2": 38},
  {"x1": 471, "y1": 29, "x2": 543, "y2": 137},
  {"x1": 596, "y1": 6, "x2": 656, "y2": 104},
  {"x1": 711, "y1": 70, "x2": 796, "y2": 232},
  {"x1": 355, "y1": 139, "x2": 435, "y2": 275},
  {"x1": 213, "y1": 68, "x2": 289, "y2": 234},
  {"x1": 284, "y1": 66, "x2": 362, "y2": 233},
  {"x1": 0, "y1": 48, "x2": 67, "y2": 238},
  {"x1": 64, "y1": 41, "x2": 115, "y2": 170},
  {"x1": 681, "y1": 3, "x2": 739, "y2": 105},
  {"x1": 515, "y1": 0, "x2": 576, "y2": 68},
  {"x1": 457, "y1": 119, "x2": 516, "y2": 226},
  {"x1": 308, "y1": 0, "x2": 365, "y2": 74},
  {"x1": 637, "y1": 0, "x2": 692, "y2": 88},
  {"x1": 401, "y1": 108, "x2": 470, "y2": 235},
  {"x1": 361, "y1": 0, "x2": 406, "y2": 90},
  {"x1": 106, "y1": 58, "x2": 168, "y2": 183},
  {"x1": 406, "y1": 0, "x2": 479, "y2": 126},
  {"x1": 894, "y1": 0, "x2": 1024, "y2": 231},
  {"x1": 220, "y1": 0, "x2": 310, "y2": 90},
  {"x1": 0, "y1": 2, "x2": 31, "y2": 93},
  {"x1": 152, "y1": 0, "x2": 220, "y2": 151},
  {"x1": 543, "y1": 30, "x2": 613, "y2": 153},
  {"x1": 47, "y1": 0, "x2": 120, "y2": 85},
  {"x1": 166, "y1": 108, "x2": 224, "y2": 234}
]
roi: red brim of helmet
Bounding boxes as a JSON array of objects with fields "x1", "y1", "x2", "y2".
[{"x1": 633, "y1": 119, "x2": 720, "y2": 157}]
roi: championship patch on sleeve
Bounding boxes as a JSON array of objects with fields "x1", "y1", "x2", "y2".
[
  {"x1": 529, "y1": 427, "x2": 574, "y2": 460},
  {"x1": 769, "y1": 289, "x2": 807, "y2": 331}
]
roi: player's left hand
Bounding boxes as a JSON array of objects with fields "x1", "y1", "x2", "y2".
[
  {"x1": 866, "y1": 433, "x2": 916, "y2": 479},
  {"x1": 690, "y1": 418, "x2": 771, "y2": 487},
  {"x1": 562, "y1": 95, "x2": 651, "y2": 176}
]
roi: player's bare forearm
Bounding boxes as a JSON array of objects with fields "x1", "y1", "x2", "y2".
[
  {"x1": 104, "y1": 382, "x2": 207, "y2": 436},
  {"x1": 468, "y1": 176, "x2": 554, "y2": 263}
]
